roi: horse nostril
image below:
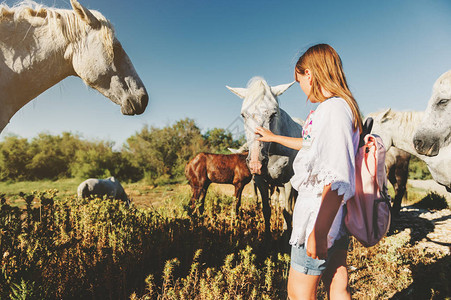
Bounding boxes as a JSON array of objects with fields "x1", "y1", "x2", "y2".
[
  {"x1": 141, "y1": 94, "x2": 149, "y2": 110},
  {"x1": 414, "y1": 138, "x2": 423, "y2": 150}
]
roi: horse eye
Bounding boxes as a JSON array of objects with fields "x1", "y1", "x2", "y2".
[{"x1": 438, "y1": 99, "x2": 449, "y2": 106}]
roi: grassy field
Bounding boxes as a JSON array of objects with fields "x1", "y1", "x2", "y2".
[
  {"x1": 1, "y1": 177, "x2": 445, "y2": 209},
  {"x1": 0, "y1": 179, "x2": 450, "y2": 299}
]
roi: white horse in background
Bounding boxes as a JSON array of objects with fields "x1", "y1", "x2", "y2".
[
  {"x1": 227, "y1": 77, "x2": 302, "y2": 234},
  {"x1": 0, "y1": 0, "x2": 148, "y2": 132},
  {"x1": 413, "y1": 70, "x2": 451, "y2": 157},
  {"x1": 368, "y1": 109, "x2": 451, "y2": 192},
  {"x1": 77, "y1": 176, "x2": 130, "y2": 205}
]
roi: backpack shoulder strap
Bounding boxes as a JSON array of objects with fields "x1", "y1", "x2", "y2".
[{"x1": 359, "y1": 117, "x2": 374, "y2": 147}]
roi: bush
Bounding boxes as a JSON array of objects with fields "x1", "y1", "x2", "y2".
[
  {"x1": 28, "y1": 133, "x2": 83, "y2": 180},
  {"x1": 0, "y1": 189, "x2": 284, "y2": 299},
  {"x1": 203, "y1": 128, "x2": 244, "y2": 154},
  {"x1": 137, "y1": 247, "x2": 290, "y2": 299},
  {"x1": 412, "y1": 192, "x2": 449, "y2": 210},
  {"x1": 125, "y1": 118, "x2": 207, "y2": 182},
  {"x1": 0, "y1": 136, "x2": 32, "y2": 181},
  {"x1": 0, "y1": 119, "x2": 244, "y2": 183},
  {"x1": 408, "y1": 156, "x2": 432, "y2": 180}
]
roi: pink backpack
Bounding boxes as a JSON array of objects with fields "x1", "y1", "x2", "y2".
[{"x1": 345, "y1": 122, "x2": 392, "y2": 247}]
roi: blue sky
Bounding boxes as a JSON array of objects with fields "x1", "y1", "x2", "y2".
[{"x1": 1, "y1": 0, "x2": 451, "y2": 149}]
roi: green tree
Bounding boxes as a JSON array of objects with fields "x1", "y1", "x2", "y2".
[
  {"x1": 27, "y1": 133, "x2": 83, "y2": 180},
  {"x1": 0, "y1": 136, "x2": 32, "y2": 181},
  {"x1": 203, "y1": 128, "x2": 243, "y2": 154},
  {"x1": 125, "y1": 118, "x2": 206, "y2": 183},
  {"x1": 70, "y1": 141, "x2": 117, "y2": 179}
]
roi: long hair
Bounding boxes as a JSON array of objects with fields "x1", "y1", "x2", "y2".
[{"x1": 295, "y1": 44, "x2": 362, "y2": 132}]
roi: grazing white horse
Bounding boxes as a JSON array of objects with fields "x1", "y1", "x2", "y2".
[
  {"x1": 227, "y1": 77, "x2": 301, "y2": 233},
  {"x1": 413, "y1": 70, "x2": 451, "y2": 157},
  {"x1": 368, "y1": 109, "x2": 451, "y2": 192},
  {"x1": 77, "y1": 177, "x2": 129, "y2": 204},
  {"x1": 0, "y1": 0, "x2": 148, "y2": 133}
]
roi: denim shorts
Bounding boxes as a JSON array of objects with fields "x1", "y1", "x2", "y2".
[{"x1": 290, "y1": 235, "x2": 349, "y2": 276}]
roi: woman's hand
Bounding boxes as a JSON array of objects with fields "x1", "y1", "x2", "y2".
[
  {"x1": 306, "y1": 230, "x2": 328, "y2": 260},
  {"x1": 255, "y1": 126, "x2": 276, "y2": 142}
]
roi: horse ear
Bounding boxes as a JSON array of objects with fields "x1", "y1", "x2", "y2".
[
  {"x1": 226, "y1": 86, "x2": 247, "y2": 99},
  {"x1": 228, "y1": 141, "x2": 248, "y2": 154},
  {"x1": 71, "y1": 0, "x2": 101, "y2": 29},
  {"x1": 271, "y1": 81, "x2": 295, "y2": 96},
  {"x1": 381, "y1": 108, "x2": 392, "y2": 121}
]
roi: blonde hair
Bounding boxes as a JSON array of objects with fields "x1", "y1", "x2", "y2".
[{"x1": 295, "y1": 44, "x2": 362, "y2": 132}]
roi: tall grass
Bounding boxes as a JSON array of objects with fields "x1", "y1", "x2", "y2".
[{"x1": 0, "y1": 189, "x2": 449, "y2": 299}]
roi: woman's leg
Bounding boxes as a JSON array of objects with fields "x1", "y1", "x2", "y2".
[
  {"x1": 287, "y1": 266, "x2": 321, "y2": 300},
  {"x1": 321, "y1": 249, "x2": 351, "y2": 300}
]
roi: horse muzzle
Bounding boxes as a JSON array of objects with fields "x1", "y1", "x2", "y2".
[
  {"x1": 121, "y1": 94, "x2": 148, "y2": 115},
  {"x1": 249, "y1": 160, "x2": 263, "y2": 175},
  {"x1": 413, "y1": 133, "x2": 440, "y2": 156},
  {"x1": 247, "y1": 156, "x2": 268, "y2": 175}
]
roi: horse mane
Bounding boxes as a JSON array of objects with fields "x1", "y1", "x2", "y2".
[
  {"x1": 243, "y1": 76, "x2": 279, "y2": 107},
  {"x1": 368, "y1": 109, "x2": 424, "y2": 137},
  {"x1": 0, "y1": 1, "x2": 114, "y2": 58}
]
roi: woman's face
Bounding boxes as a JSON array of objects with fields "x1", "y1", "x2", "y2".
[{"x1": 295, "y1": 70, "x2": 312, "y2": 100}]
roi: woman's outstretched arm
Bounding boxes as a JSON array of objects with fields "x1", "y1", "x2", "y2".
[{"x1": 255, "y1": 126, "x2": 303, "y2": 150}]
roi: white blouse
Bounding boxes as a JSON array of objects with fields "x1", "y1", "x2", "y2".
[{"x1": 289, "y1": 97, "x2": 360, "y2": 249}]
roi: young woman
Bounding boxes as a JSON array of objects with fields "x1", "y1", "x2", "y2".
[{"x1": 255, "y1": 44, "x2": 362, "y2": 299}]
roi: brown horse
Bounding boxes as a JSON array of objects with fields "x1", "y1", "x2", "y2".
[
  {"x1": 385, "y1": 147, "x2": 411, "y2": 217},
  {"x1": 185, "y1": 152, "x2": 252, "y2": 216}
]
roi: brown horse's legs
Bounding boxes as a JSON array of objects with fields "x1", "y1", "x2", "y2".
[
  {"x1": 189, "y1": 185, "x2": 202, "y2": 215},
  {"x1": 255, "y1": 175, "x2": 270, "y2": 235},
  {"x1": 198, "y1": 182, "x2": 210, "y2": 215}
]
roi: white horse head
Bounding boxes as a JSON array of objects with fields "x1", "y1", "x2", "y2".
[
  {"x1": 366, "y1": 109, "x2": 424, "y2": 153},
  {"x1": 367, "y1": 108, "x2": 451, "y2": 190},
  {"x1": 67, "y1": 0, "x2": 148, "y2": 115},
  {"x1": 0, "y1": 0, "x2": 148, "y2": 131},
  {"x1": 226, "y1": 77, "x2": 294, "y2": 175},
  {"x1": 413, "y1": 70, "x2": 451, "y2": 156}
]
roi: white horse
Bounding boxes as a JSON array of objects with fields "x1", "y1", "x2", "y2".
[
  {"x1": 227, "y1": 77, "x2": 301, "y2": 234},
  {"x1": 0, "y1": 0, "x2": 148, "y2": 132},
  {"x1": 368, "y1": 109, "x2": 451, "y2": 192},
  {"x1": 413, "y1": 70, "x2": 451, "y2": 157},
  {"x1": 77, "y1": 176, "x2": 129, "y2": 205}
]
